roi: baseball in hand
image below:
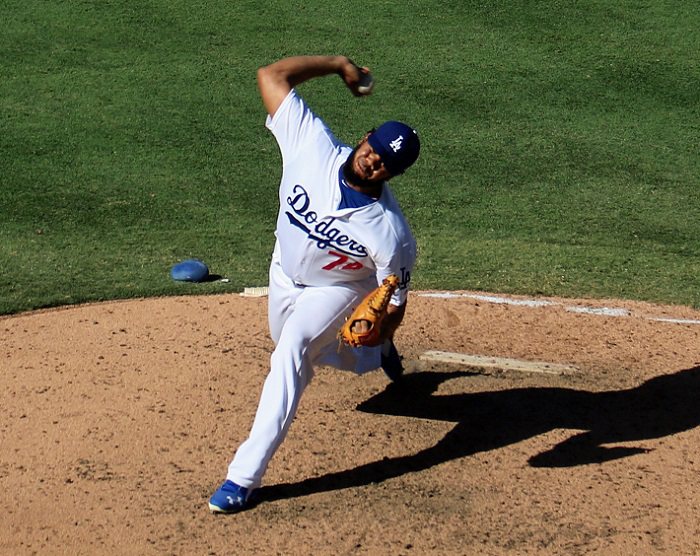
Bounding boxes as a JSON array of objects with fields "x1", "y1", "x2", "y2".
[{"x1": 357, "y1": 72, "x2": 375, "y2": 95}]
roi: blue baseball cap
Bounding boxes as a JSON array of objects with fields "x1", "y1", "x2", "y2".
[{"x1": 367, "y1": 121, "x2": 420, "y2": 176}]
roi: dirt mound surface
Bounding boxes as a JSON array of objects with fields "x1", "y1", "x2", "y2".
[{"x1": 2, "y1": 291, "x2": 699, "y2": 555}]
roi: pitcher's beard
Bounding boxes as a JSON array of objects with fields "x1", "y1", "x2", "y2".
[{"x1": 342, "y1": 149, "x2": 379, "y2": 191}]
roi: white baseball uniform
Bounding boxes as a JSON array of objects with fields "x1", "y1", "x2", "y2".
[{"x1": 225, "y1": 89, "x2": 417, "y2": 489}]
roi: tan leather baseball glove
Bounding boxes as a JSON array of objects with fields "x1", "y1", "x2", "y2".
[{"x1": 338, "y1": 275, "x2": 399, "y2": 348}]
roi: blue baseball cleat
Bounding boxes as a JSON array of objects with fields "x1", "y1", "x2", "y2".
[
  {"x1": 381, "y1": 339, "x2": 404, "y2": 382},
  {"x1": 209, "y1": 480, "x2": 256, "y2": 514}
]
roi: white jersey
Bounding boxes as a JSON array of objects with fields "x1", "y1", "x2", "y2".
[{"x1": 266, "y1": 89, "x2": 416, "y2": 305}]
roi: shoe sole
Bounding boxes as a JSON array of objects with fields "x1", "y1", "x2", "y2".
[
  {"x1": 209, "y1": 491, "x2": 257, "y2": 514},
  {"x1": 209, "y1": 502, "x2": 243, "y2": 514}
]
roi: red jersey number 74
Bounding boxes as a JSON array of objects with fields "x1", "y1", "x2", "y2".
[{"x1": 323, "y1": 250, "x2": 364, "y2": 271}]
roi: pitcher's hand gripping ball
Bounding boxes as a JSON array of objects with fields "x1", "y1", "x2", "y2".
[
  {"x1": 338, "y1": 275, "x2": 399, "y2": 347},
  {"x1": 357, "y1": 72, "x2": 375, "y2": 95}
]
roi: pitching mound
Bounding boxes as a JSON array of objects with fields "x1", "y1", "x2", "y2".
[{"x1": 2, "y1": 291, "x2": 699, "y2": 555}]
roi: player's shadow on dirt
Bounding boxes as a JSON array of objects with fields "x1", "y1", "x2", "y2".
[{"x1": 257, "y1": 366, "x2": 700, "y2": 504}]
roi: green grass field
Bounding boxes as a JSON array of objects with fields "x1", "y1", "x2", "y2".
[{"x1": 2, "y1": 0, "x2": 699, "y2": 315}]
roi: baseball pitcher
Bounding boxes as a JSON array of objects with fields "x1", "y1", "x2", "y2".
[{"x1": 209, "y1": 55, "x2": 420, "y2": 513}]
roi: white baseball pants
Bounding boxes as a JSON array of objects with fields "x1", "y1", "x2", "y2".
[{"x1": 225, "y1": 259, "x2": 381, "y2": 489}]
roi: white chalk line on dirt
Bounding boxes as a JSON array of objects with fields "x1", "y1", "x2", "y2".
[
  {"x1": 419, "y1": 292, "x2": 700, "y2": 325},
  {"x1": 419, "y1": 350, "x2": 579, "y2": 375}
]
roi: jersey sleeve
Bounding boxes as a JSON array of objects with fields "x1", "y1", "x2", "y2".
[
  {"x1": 265, "y1": 89, "x2": 330, "y2": 166},
  {"x1": 375, "y1": 236, "x2": 416, "y2": 307},
  {"x1": 371, "y1": 188, "x2": 417, "y2": 306}
]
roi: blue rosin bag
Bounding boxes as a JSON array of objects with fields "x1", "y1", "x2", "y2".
[{"x1": 171, "y1": 259, "x2": 210, "y2": 282}]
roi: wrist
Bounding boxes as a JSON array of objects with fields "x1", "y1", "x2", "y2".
[{"x1": 333, "y1": 56, "x2": 352, "y2": 74}]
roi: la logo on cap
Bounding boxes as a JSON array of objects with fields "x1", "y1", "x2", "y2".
[{"x1": 389, "y1": 135, "x2": 404, "y2": 152}]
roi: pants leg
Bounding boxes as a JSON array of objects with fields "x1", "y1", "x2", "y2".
[
  {"x1": 226, "y1": 270, "x2": 369, "y2": 489},
  {"x1": 267, "y1": 257, "x2": 297, "y2": 347}
]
